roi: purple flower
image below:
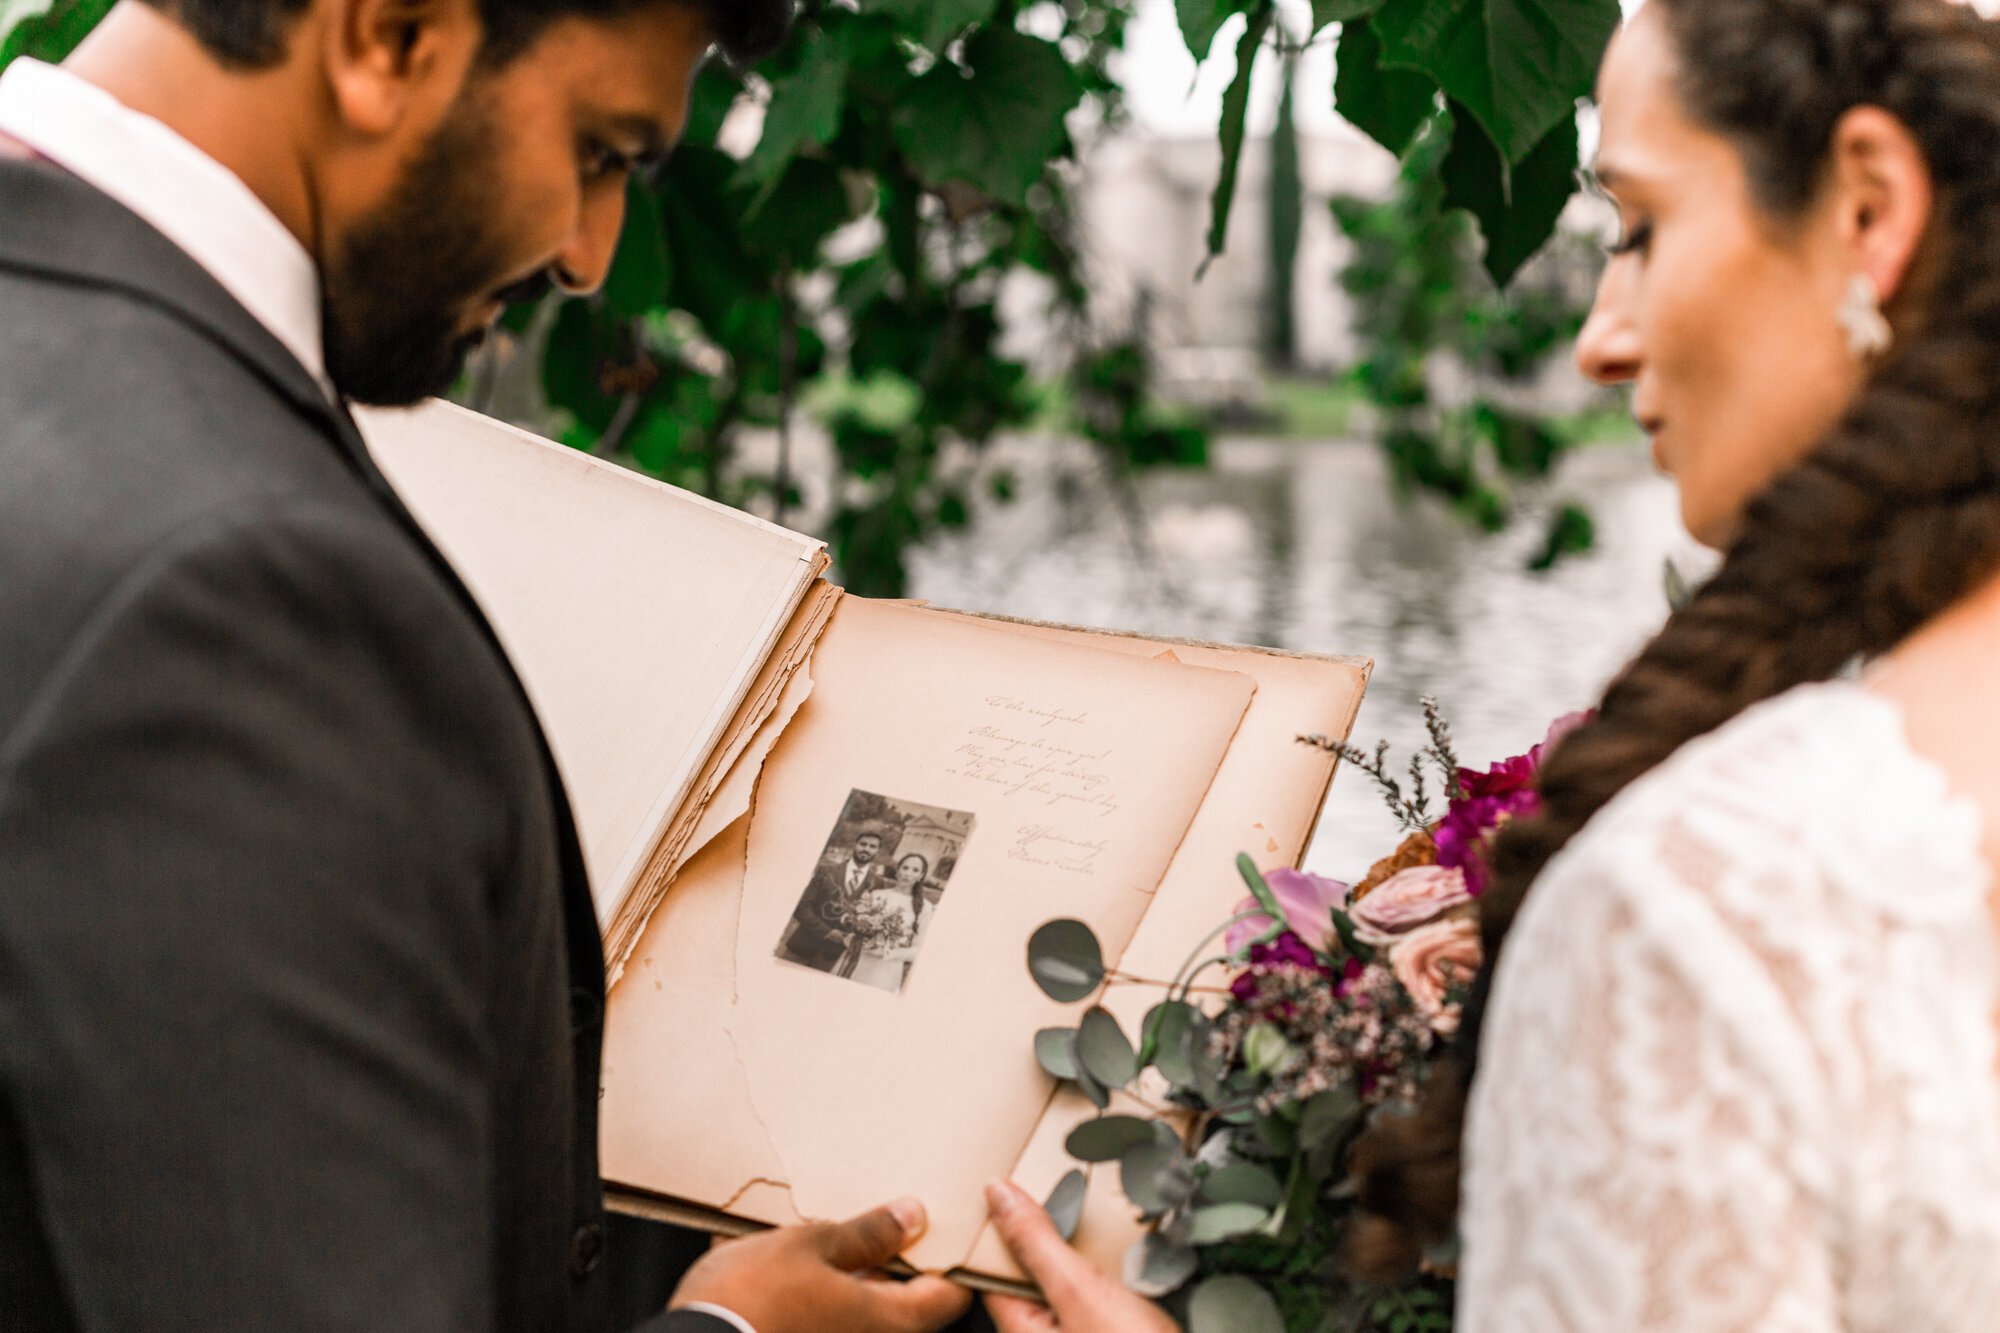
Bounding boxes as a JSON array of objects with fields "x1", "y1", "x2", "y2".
[
  {"x1": 1436, "y1": 711, "x2": 1590, "y2": 895},
  {"x1": 1224, "y1": 867, "x2": 1350, "y2": 955},
  {"x1": 1229, "y1": 931, "x2": 1333, "y2": 1003}
]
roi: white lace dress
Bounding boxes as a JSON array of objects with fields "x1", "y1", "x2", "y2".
[{"x1": 1460, "y1": 682, "x2": 2000, "y2": 1331}]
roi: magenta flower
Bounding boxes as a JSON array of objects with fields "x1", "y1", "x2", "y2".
[
  {"x1": 1229, "y1": 931, "x2": 1334, "y2": 1003},
  {"x1": 1436, "y1": 711, "x2": 1590, "y2": 895},
  {"x1": 1225, "y1": 867, "x2": 1350, "y2": 955}
]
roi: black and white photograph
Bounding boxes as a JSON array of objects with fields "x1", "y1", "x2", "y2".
[{"x1": 775, "y1": 790, "x2": 974, "y2": 994}]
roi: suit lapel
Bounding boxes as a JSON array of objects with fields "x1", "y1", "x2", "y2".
[{"x1": 0, "y1": 156, "x2": 606, "y2": 1007}]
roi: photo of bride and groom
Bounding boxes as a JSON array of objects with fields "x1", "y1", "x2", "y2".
[{"x1": 775, "y1": 790, "x2": 974, "y2": 994}]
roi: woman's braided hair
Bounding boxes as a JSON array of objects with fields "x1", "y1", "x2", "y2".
[{"x1": 1346, "y1": 0, "x2": 2000, "y2": 1276}]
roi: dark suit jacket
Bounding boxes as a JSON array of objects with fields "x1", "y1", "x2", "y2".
[
  {"x1": 0, "y1": 155, "x2": 726, "y2": 1332},
  {"x1": 787, "y1": 861, "x2": 878, "y2": 965}
]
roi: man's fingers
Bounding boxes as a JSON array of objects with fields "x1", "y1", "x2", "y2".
[
  {"x1": 850, "y1": 1273, "x2": 974, "y2": 1333},
  {"x1": 985, "y1": 1292, "x2": 1059, "y2": 1333},
  {"x1": 983, "y1": 1180, "x2": 1090, "y2": 1305},
  {"x1": 815, "y1": 1198, "x2": 926, "y2": 1271}
]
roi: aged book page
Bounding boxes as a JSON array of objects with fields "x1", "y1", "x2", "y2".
[
  {"x1": 600, "y1": 598, "x2": 1257, "y2": 1271},
  {"x1": 948, "y1": 625, "x2": 1370, "y2": 1281},
  {"x1": 356, "y1": 401, "x2": 826, "y2": 927}
]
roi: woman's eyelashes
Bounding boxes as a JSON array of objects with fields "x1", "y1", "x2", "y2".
[{"x1": 1607, "y1": 218, "x2": 1655, "y2": 258}]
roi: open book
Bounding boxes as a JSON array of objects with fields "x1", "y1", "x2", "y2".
[{"x1": 356, "y1": 401, "x2": 1370, "y2": 1289}]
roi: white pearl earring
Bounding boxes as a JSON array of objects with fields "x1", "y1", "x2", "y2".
[{"x1": 1840, "y1": 273, "x2": 1893, "y2": 360}]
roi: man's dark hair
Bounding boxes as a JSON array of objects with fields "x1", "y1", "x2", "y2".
[{"x1": 142, "y1": 0, "x2": 791, "y2": 70}]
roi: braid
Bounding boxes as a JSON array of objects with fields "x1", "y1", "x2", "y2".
[{"x1": 1348, "y1": 0, "x2": 2000, "y2": 1276}]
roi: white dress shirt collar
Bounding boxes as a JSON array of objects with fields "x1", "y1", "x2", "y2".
[{"x1": 0, "y1": 58, "x2": 332, "y2": 398}]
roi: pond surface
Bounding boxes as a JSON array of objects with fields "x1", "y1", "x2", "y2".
[{"x1": 905, "y1": 434, "x2": 1710, "y2": 880}]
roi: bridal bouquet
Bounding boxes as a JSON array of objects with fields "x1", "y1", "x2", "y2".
[
  {"x1": 847, "y1": 891, "x2": 918, "y2": 954},
  {"x1": 1024, "y1": 701, "x2": 1584, "y2": 1333}
]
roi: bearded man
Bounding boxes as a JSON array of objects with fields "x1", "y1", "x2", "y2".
[{"x1": 0, "y1": 2, "x2": 970, "y2": 1330}]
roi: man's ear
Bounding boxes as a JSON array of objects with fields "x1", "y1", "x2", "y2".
[
  {"x1": 1829, "y1": 105, "x2": 1934, "y2": 303},
  {"x1": 320, "y1": 0, "x2": 479, "y2": 137}
]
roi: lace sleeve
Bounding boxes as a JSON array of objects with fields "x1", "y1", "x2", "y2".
[{"x1": 1458, "y1": 800, "x2": 1846, "y2": 1332}]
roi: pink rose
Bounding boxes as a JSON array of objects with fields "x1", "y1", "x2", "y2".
[
  {"x1": 1351, "y1": 866, "x2": 1471, "y2": 944},
  {"x1": 1225, "y1": 867, "x2": 1350, "y2": 955},
  {"x1": 1388, "y1": 915, "x2": 1481, "y2": 1036}
]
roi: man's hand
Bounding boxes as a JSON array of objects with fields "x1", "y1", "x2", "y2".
[
  {"x1": 670, "y1": 1199, "x2": 971, "y2": 1333},
  {"x1": 982, "y1": 1181, "x2": 1179, "y2": 1333}
]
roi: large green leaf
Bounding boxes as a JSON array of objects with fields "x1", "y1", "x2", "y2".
[
  {"x1": 1440, "y1": 100, "x2": 1578, "y2": 286},
  {"x1": 602, "y1": 180, "x2": 671, "y2": 319},
  {"x1": 739, "y1": 156, "x2": 859, "y2": 270},
  {"x1": 1310, "y1": 0, "x2": 1384, "y2": 35},
  {"x1": 1202, "y1": 3, "x2": 1273, "y2": 271},
  {"x1": 1335, "y1": 18, "x2": 1439, "y2": 158},
  {"x1": 1370, "y1": 0, "x2": 1615, "y2": 165},
  {"x1": 737, "y1": 24, "x2": 851, "y2": 205},
  {"x1": 1, "y1": 0, "x2": 110, "y2": 68},
  {"x1": 892, "y1": 27, "x2": 1082, "y2": 208},
  {"x1": 860, "y1": 0, "x2": 997, "y2": 53},
  {"x1": 1175, "y1": 0, "x2": 1242, "y2": 63}
]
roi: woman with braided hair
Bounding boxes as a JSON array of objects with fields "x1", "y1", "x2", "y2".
[
  {"x1": 979, "y1": 0, "x2": 2000, "y2": 1327},
  {"x1": 1344, "y1": 0, "x2": 2000, "y2": 1327}
]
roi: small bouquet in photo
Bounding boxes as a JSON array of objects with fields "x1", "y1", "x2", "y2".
[
  {"x1": 1023, "y1": 700, "x2": 1585, "y2": 1333},
  {"x1": 847, "y1": 891, "x2": 918, "y2": 954}
]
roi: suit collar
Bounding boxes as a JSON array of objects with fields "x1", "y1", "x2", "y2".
[{"x1": 0, "y1": 155, "x2": 349, "y2": 456}]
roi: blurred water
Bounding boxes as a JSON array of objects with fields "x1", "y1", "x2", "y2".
[{"x1": 905, "y1": 435, "x2": 1707, "y2": 880}]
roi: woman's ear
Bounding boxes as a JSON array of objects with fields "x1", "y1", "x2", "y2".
[
  {"x1": 1829, "y1": 105, "x2": 1934, "y2": 303},
  {"x1": 320, "y1": 0, "x2": 477, "y2": 138}
]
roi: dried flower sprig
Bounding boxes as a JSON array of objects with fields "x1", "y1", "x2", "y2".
[{"x1": 1300, "y1": 696, "x2": 1463, "y2": 834}]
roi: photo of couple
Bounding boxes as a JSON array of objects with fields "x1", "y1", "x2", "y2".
[{"x1": 775, "y1": 790, "x2": 974, "y2": 994}]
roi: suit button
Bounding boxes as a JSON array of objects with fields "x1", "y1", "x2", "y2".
[
  {"x1": 569, "y1": 1221, "x2": 606, "y2": 1278},
  {"x1": 570, "y1": 986, "x2": 602, "y2": 1035}
]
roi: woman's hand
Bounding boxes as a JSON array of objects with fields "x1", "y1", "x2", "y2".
[{"x1": 982, "y1": 1181, "x2": 1180, "y2": 1332}]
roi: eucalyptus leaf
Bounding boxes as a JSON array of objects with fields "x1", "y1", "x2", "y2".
[
  {"x1": 1199, "y1": 1163, "x2": 1286, "y2": 1208},
  {"x1": 1065, "y1": 1114, "x2": 1157, "y2": 1163},
  {"x1": 1035, "y1": 1027, "x2": 1081, "y2": 1081},
  {"x1": 1043, "y1": 1168, "x2": 1088, "y2": 1242},
  {"x1": 1123, "y1": 1233, "x2": 1200, "y2": 1298},
  {"x1": 1299, "y1": 1082, "x2": 1363, "y2": 1151},
  {"x1": 1188, "y1": 1274, "x2": 1286, "y2": 1333},
  {"x1": 1202, "y1": 5, "x2": 1274, "y2": 273},
  {"x1": 1142, "y1": 1000, "x2": 1198, "y2": 1085},
  {"x1": 1370, "y1": 0, "x2": 1616, "y2": 166},
  {"x1": 1120, "y1": 1138, "x2": 1185, "y2": 1216},
  {"x1": 1664, "y1": 556, "x2": 1692, "y2": 611},
  {"x1": 1075, "y1": 1061, "x2": 1111, "y2": 1110},
  {"x1": 1027, "y1": 919, "x2": 1105, "y2": 1003},
  {"x1": 1187, "y1": 1201, "x2": 1272, "y2": 1245},
  {"x1": 1077, "y1": 1007, "x2": 1139, "y2": 1088}
]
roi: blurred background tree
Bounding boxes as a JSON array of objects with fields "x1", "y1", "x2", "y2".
[{"x1": 4, "y1": 0, "x2": 1622, "y2": 590}]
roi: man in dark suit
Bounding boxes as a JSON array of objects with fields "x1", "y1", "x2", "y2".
[
  {"x1": 783, "y1": 829, "x2": 885, "y2": 970},
  {"x1": 0, "y1": 0, "x2": 971, "y2": 1329}
]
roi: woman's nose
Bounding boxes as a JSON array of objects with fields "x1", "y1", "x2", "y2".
[{"x1": 1575, "y1": 267, "x2": 1642, "y2": 385}]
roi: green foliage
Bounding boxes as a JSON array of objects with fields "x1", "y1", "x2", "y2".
[
  {"x1": 1266, "y1": 56, "x2": 1303, "y2": 366},
  {"x1": 1330, "y1": 108, "x2": 1603, "y2": 564},
  {"x1": 1, "y1": 0, "x2": 110, "y2": 66}
]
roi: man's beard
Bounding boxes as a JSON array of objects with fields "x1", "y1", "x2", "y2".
[{"x1": 320, "y1": 84, "x2": 541, "y2": 407}]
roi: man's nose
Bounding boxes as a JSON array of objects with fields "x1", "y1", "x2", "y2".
[{"x1": 550, "y1": 182, "x2": 629, "y2": 296}]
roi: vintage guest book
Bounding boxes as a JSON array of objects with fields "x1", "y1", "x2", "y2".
[{"x1": 355, "y1": 400, "x2": 1370, "y2": 1289}]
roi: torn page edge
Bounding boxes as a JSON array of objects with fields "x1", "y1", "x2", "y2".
[{"x1": 605, "y1": 584, "x2": 842, "y2": 976}]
